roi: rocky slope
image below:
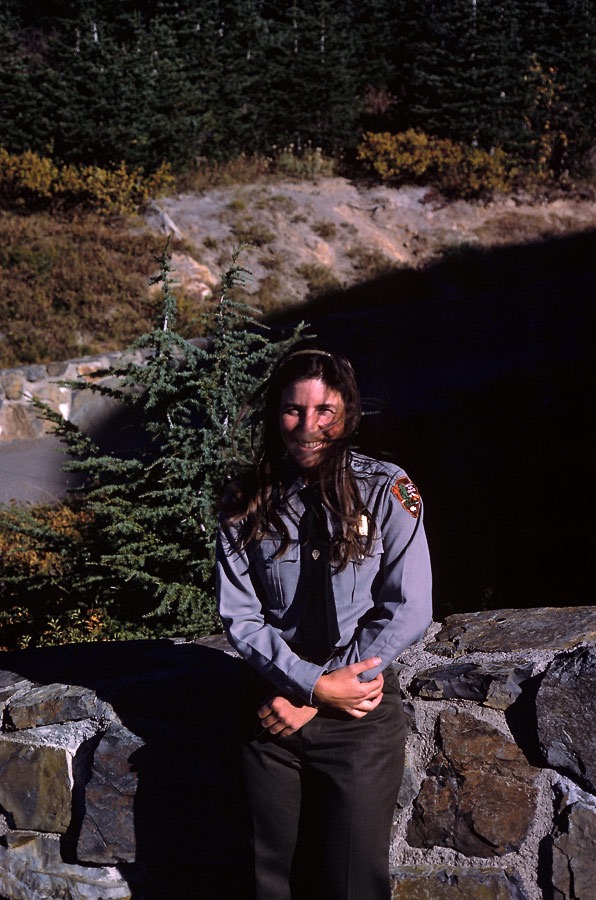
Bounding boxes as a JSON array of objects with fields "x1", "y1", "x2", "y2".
[{"x1": 144, "y1": 177, "x2": 596, "y2": 309}]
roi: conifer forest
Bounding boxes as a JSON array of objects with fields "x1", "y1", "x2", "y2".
[{"x1": 1, "y1": 0, "x2": 594, "y2": 179}]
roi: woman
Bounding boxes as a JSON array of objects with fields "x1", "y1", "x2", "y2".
[{"x1": 216, "y1": 348, "x2": 432, "y2": 900}]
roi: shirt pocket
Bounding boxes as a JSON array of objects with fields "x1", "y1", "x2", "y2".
[
  {"x1": 350, "y1": 537, "x2": 384, "y2": 604},
  {"x1": 252, "y1": 539, "x2": 301, "y2": 610}
]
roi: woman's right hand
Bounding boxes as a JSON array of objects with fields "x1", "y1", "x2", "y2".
[{"x1": 313, "y1": 657, "x2": 384, "y2": 717}]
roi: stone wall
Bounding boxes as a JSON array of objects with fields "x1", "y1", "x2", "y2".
[
  {"x1": 0, "y1": 347, "x2": 208, "y2": 505},
  {"x1": 0, "y1": 606, "x2": 594, "y2": 900},
  {"x1": 0, "y1": 353, "x2": 131, "y2": 442},
  {"x1": 0, "y1": 344, "x2": 209, "y2": 444}
]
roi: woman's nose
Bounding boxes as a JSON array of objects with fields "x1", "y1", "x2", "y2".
[{"x1": 303, "y1": 410, "x2": 318, "y2": 433}]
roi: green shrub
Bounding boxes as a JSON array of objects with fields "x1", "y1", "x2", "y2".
[
  {"x1": 273, "y1": 143, "x2": 336, "y2": 179},
  {"x1": 0, "y1": 502, "x2": 126, "y2": 649},
  {"x1": 346, "y1": 244, "x2": 394, "y2": 278},
  {"x1": 231, "y1": 219, "x2": 277, "y2": 247}
]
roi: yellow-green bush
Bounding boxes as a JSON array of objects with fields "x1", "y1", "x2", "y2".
[
  {"x1": 357, "y1": 130, "x2": 513, "y2": 198},
  {"x1": 0, "y1": 503, "x2": 117, "y2": 650},
  {"x1": 0, "y1": 147, "x2": 174, "y2": 214}
]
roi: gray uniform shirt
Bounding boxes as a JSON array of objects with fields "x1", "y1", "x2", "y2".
[{"x1": 216, "y1": 453, "x2": 433, "y2": 705}]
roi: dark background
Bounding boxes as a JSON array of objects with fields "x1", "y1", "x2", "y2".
[{"x1": 270, "y1": 229, "x2": 596, "y2": 619}]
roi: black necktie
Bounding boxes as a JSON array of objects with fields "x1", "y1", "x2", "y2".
[{"x1": 297, "y1": 485, "x2": 339, "y2": 664}]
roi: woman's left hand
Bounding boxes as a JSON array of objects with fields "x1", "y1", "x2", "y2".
[{"x1": 258, "y1": 696, "x2": 319, "y2": 737}]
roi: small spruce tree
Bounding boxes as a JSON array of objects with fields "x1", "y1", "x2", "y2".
[{"x1": 7, "y1": 248, "x2": 305, "y2": 642}]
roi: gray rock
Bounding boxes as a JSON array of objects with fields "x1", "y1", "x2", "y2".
[
  {"x1": 46, "y1": 361, "x2": 69, "y2": 377},
  {"x1": 429, "y1": 607, "x2": 596, "y2": 657},
  {"x1": 390, "y1": 865, "x2": 530, "y2": 898},
  {"x1": 536, "y1": 645, "x2": 596, "y2": 791},
  {"x1": 0, "y1": 832, "x2": 131, "y2": 900},
  {"x1": 26, "y1": 380, "x2": 70, "y2": 410},
  {"x1": 0, "y1": 403, "x2": 45, "y2": 440},
  {"x1": 409, "y1": 660, "x2": 533, "y2": 709},
  {"x1": 0, "y1": 736, "x2": 75, "y2": 833},
  {"x1": 406, "y1": 709, "x2": 539, "y2": 857},
  {"x1": 0, "y1": 672, "x2": 36, "y2": 717},
  {"x1": 5, "y1": 683, "x2": 108, "y2": 730},
  {"x1": 551, "y1": 796, "x2": 596, "y2": 900},
  {"x1": 77, "y1": 722, "x2": 145, "y2": 864},
  {"x1": 0, "y1": 372, "x2": 25, "y2": 401},
  {"x1": 391, "y1": 865, "x2": 527, "y2": 900},
  {"x1": 395, "y1": 751, "x2": 420, "y2": 810},
  {"x1": 69, "y1": 388, "x2": 127, "y2": 437},
  {"x1": 25, "y1": 365, "x2": 48, "y2": 383}
]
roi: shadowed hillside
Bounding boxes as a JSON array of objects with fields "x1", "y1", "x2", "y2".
[{"x1": 269, "y1": 230, "x2": 596, "y2": 619}]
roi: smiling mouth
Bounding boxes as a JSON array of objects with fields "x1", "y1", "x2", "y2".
[{"x1": 295, "y1": 439, "x2": 324, "y2": 450}]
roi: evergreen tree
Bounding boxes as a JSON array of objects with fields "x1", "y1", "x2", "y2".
[
  {"x1": 1, "y1": 0, "x2": 593, "y2": 178},
  {"x1": 395, "y1": 0, "x2": 523, "y2": 148},
  {"x1": 188, "y1": 0, "x2": 267, "y2": 159},
  {"x1": 29, "y1": 249, "x2": 305, "y2": 638},
  {"x1": 544, "y1": 0, "x2": 596, "y2": 172},
  {"x1": 31, "y1": 4, "x2": 204, "y2": 170},
  {"x1": 351, "y1": 0, "x2": 402, "y2": 135},
  {"x1": 0, "y1": 9, "x2": 54, "y2": 155},
  {"x1": 257, "y1": 0, "x2": 360, "y2": 154}
]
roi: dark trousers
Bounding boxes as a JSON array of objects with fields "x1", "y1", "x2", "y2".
[{"x1": 241, "y1": 670, "x2": 406, "y2": 900}]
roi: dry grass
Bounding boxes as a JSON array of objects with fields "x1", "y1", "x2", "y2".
[
  {"x1": 297, "y1": 263, "x2": 342, "y2": 298},
  {"x1": 0, "y1": 210, "x2": 195, "y2": 368}
]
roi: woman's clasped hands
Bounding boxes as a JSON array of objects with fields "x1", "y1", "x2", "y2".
[{"x1": 257, "y1": 657, "x2": 384, "y2": 737}]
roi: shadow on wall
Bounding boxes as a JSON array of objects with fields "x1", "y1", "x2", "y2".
[
  {"x1": 0, "y1": 639, "x2": 258, "y2": 899},
  {"x1": 269, "y1": 229, "x2": 596, "y2": 620}
]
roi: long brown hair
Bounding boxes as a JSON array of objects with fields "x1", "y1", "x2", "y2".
[{"x1": 222, "y1": 347, "x2": 376, "y2": 568}]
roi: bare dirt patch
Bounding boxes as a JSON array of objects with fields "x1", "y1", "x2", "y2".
[{"x1": 145, "y1": 178, "x2": 596, "y2": 312}]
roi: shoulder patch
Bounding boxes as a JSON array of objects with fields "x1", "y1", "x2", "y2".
[{"x1": 391, "y1": 476, "x2": 421, "y2": 518}]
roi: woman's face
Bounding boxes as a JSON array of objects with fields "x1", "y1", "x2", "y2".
[{"x1": 279, "y1": 378, "x2": 345, "y2": 471}]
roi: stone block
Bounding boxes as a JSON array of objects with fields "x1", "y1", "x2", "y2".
[
  {"x1": 77, "y1": 722, "x2": 145, "y2": 864},
  {"x1": 406, "y1": 709, "x2": 539, "y2": 857},
  {"x1": 0, "y1": 832, "x2": 131, "y2": 900},
  {"x1": 0, "y1": 740, "x2": 73, "y2": 833},
  {"x1": 26, "y1": 382, "x2": 70, "y2": 415},
  {"x1": 551, "y1": 795, "x2": 596, "y2": 900},
  {"x1": 46, "y1": 361, "x2": 69, "y2": 377},
  {"x1": 536, "y1": 646, "x2": 596, "y2": 792},
  {"x1": 5, "y1": 683, "x2": 108, "y2": 731},
  {"x1": 0, "y1": 721, "x2": 97, "y2": 834},
  {"x1": 69, "y1": 388, "x2": 126, "y2": 436},
  {"x1": 396, "y1": 751, "x2": 420, "y2": 811},
  {"x1": 0, "y1": 371, "x2": 25, "y2": 401},
  {"x1": 25, "y1": 365, "x2": 47, "y2": 383},
  {"x1": 430, "y1": 607, "x2": 596, "y2": 657},
  {"x1": 76, "y1": 357, "x2": 112, "y2": 378},
  {"x1": 0, "y1": 404, "x2": 44, "y2": 440},
  {"x1": 0, "y1": 672, "x2": 35, "y2": 718},
  {"x1": 409, "y1": 660, "x2": 533, "y2": 709},
  {"x1": 390, "y1": 865, "x2": 530, "y2": 898}
]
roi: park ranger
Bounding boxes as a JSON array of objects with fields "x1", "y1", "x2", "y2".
[{"x1": 217, "y1": 347, "x2": 432, "y2": 900}]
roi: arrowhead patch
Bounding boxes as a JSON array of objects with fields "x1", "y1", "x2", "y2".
[{"x1": 391, "y1": 476, "x2": 421, "y2": 518}]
